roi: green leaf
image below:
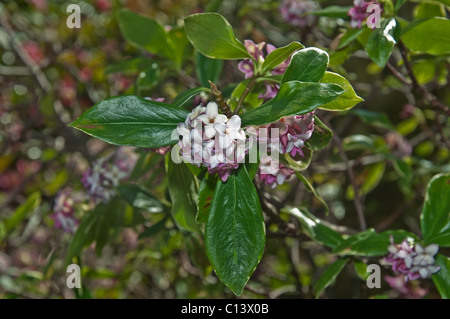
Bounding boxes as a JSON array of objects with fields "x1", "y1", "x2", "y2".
[
  {"x1": 138, "y1": 216, "x2": 168, "y2": 239},
  {"x1": 282, "y1": 48, "x2": 329, "y2": 83},
  {"x1": 117, "y1": 183, "x2": 164, "y2": 214},
  {"x1": 70, "y1": 95, "x2": 188, "y2": 148},
  {"x1": 432, "y1": 254, "x2": 450, "y2": 299},
  {"x1": 283, "y1": 207, "x2": 343, "y2": 249},
  {"x1": 230, "y1": 79, "x2": 263, "y2": 110},
  {"x1": 118, "y1": 9, "x2": 171, "y2": 58},
  {"x1": 420, "y1": 173, "x2": 450, "y2": 246},
  {"x1": 166, "y1": 159, "x2": 201, "y2": 233},
  {"x1": 319, "y1": 72, "x2": 363, "y2": 111},
  {"x1": 64, "y1": 205, "x2": 104, "y2": 265},
  {"x1": 184, "y1": 13, "x2": 251, "y2": 60},
  {"x1": 166, "y1": 27, "x2": 190, "y2": 69},
  {"x1": 314, "y1": 257, "x2": 350, "y2": 298},
  {"x1": 196, "y1": 52, "x2": 224, "y2": 87},
  {"x1": 401, "y1": 17, "x2": 450, "y2": 55},
  {"x1": 311, "y1": 6, "x2": 352, "y2": 18},
  {"x1": 337, "y1": 27, "x2": 365, "y2": 50},
  {"x1": 281, "y1": 148, "x2": 313, "y2": 172},
  {"x1": 295, "y1": 173, "x2": 329, "y2": 214},
  {"x1": 172, "y1": 87, "x2": 210, "y2": 108},
  {"x1": 305, "y1": 116, "x2": 332, "y2": 151},
  {"x1": 196, "y1": 174, "x2": 217, "y2": 223},
  {"x1": 137, "y1": 64, "x2": 159, "y2": 91},
  {"x1": 412, "y1": 59, "x2": 437, "y2": 85},
  {"x1": 352, "y1": 109, "x2": 395, "y2": 130},
  {"x1": 105, "y1": 57, "x2": 154, "y2": 75},
  {"x1": 353, "y1": 259, "x2": 370, "y2": 280},
  {"x1": 332, "y1": 229, "x2": 419, "y2": 257},
  {"x1": 414, "y1": 2, "x2": 446, "y2": 19},
  {"x1": 5, "y1": 192, "x2": 41, "y2": 231},
  {"x1": 261, "y1": 41, "x2": 304, "y2": 72},
  {"x1": 240, "y1": 81, "x2": 344, "y2": 127},
  {"x1": 205, "y1": 166, "x2": 265, "y2": 295},
  {"x1": 365, "y1": 18, "x2": 400, "y2": 68},
  {"x1": 346, "y1": 162, "x2": 386, "y2": 200}
]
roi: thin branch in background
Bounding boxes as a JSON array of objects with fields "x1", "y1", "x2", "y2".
[
  {"x1": 397, "y1": 40, "x2": 450, "y2": 117},
  {"x1": 325, "y1": 120, "x2": 367, "y2": 231}
]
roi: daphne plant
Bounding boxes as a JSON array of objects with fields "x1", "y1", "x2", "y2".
[{"x1": 68, "y1": 12, "x2": 448, "y2": 297}]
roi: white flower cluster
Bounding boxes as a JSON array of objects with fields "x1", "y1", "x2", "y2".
[{"x1": 172, "y1": 102, "x2": 248, "y2": 182}]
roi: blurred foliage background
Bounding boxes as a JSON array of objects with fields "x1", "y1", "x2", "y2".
[{"x1": 0, "y1": 0, "x2": 449, "y2": 299}]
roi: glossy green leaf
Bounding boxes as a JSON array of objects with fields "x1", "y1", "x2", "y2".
[
  {"x1": 311, "y1": 6, "x2": 352, "y2": 18},
  {"x1": 205, "y1": 166, "x2": 265, "y2": 295},
  {"x1": 296, "y1": 173, "x2": 329, "y2": 214},
  {"x1": 432, "y1": 254, "x2": 450, "y2": 299},
  {"x1": 138, "y1": 216, "x2": 168, "y2": 239},
  {"x1": 196, "y1": 52, "x2": 224, "y2": 87},
  {"x1": 412, "y1": 60, "x2": 437, "y2": 85},
  {"x1": 196, "y1": 174, "x2": 217, "y2": 223},
  {"x1": 240, "y1": 81, "x2": 344, "y2": 127},
  {"x1": 401, "y1": 17, "x2": 450, "y2": 55},
  {"x1": 261, "y1": 41, "x2": 304, "y2": 72},
  {"x1": 353, "y1": 260, "x2": 370, "y2": 280},
  {"x1": 166, "y1": 159, "x2": 200, "y2": 233},
  {"x1": 118, "y1": 9, "x2": 171, "y2": 58},
  {"x1": 70, "y1": 96, "x2": 188, "y2": 148},
  {"x1": 184, "y1": 13, "x2": 251, "y2": 60},
  {"x1": 365, "y1": 18, "x2": 400, "y2": 68},
  {"x1": 319, "y1": 72, "x2": 363, "y2": 111},
  {"x1": 4, "y1": 192, "x2": 41, "y2": 231},
  {"x1": 332, "y1": 229, "x2": 418, "y2": 256},
  {"x1": 314, "y1": 257, "x2": 350, "y2": 298},
  {"x1": 172, "y1": 87, "x2": 210, "y2": 108},
  {"x1": 305, "y1": 116, "x2": 333, "y2": 151},
  {"x1": 282, "y1": 48, "x2": 329, "y2": 83},
  {"x1": 117, "y1": 183, "x2": 163, "y2": 214},
  {"x1": 421, "y1": 173, "x2": 450, "y2": 246},
  {"x1": 283, "y1": 207, "x2": 343, "y2": 249}
]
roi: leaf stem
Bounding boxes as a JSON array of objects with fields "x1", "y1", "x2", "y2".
[{"x1": 233, "y1": 76, "x2": 258, "y2": 116}]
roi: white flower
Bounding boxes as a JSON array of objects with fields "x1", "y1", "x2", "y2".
[
  {"x1": 286, "y1": 133, "x2": 305, "y2": 154},
  {"x1": 410, "y1": 265, "x2": 441, "y2": 279},
  {"x1": 189, "y1": 104, "x2": 206, "y2": 121},
  {"x1": 176, "y1": 123, "x2": 191, "y2": 145},
  {"x1": 413, "y1": 244, "x2": 439, "y2": 267},
  {"x1": 214, "y1": 115, "x2": 245, "y2": 149},
  {"x1": 197, "y1": 102, "x2": 227, "y2": 139}
]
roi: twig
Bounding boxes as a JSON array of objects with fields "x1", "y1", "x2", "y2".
[
  {"x1": 397, "y1": 40, "x2": 450, "y2": 117},
  {"x1": 325, "y1": 120, "x2": 367, "y2": 230}
]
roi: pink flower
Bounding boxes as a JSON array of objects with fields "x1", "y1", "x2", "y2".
[
  {"x1": 383, "y1": 236, "x2": 441, "y2": 282},
  {"x1": 348, "y1": 0, "x2": 381, "y2": 29},
  {"x1": 237, "y1": 40, "x2": 291, "y2": 99},
  {"x1": 279, "y1": 0, "x2": 318, "y2": 28},
  {"x1": 50, "y1": 189, "x2": 78, "y2": 234}
]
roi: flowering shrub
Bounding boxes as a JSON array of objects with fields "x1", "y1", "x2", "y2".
[{"x1": 1, "y1": 0, "x2": 449, "y2": 299}]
